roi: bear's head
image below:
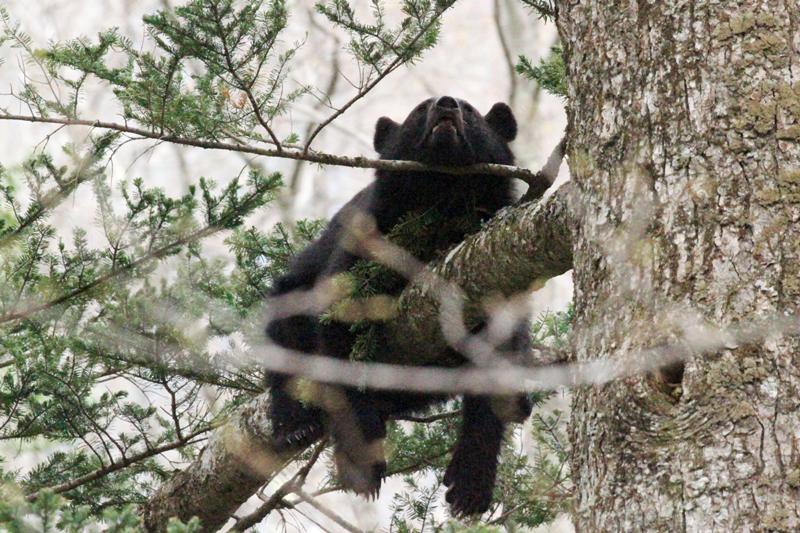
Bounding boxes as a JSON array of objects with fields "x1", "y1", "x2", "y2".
[{"x1": 373, "y1": 96, "x2": 517, "y2": 167}]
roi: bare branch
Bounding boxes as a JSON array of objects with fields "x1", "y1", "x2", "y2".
[
  {"x1": 520, "y1": 135, "x2": 566, "y2": 201},
  {"x1": 0, "y1": 113, "x2": 546, "y2": 187},
  {"x1": 494, "y1": 0, "x2": 518, "y2": 104},
  {"x1": 230, "y1": 440, "x2": 327, "y2": 532},
  {"x1": 285, "y1": 10, "x2": 342, "y2": 201},
  {"x1": 292, "y1": 488, "x2": 365, "y2": 533}
]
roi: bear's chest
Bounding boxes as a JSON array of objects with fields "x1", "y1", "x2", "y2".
[{"x1": 372, "y1": 172, "x2": 512, "y2": 235}]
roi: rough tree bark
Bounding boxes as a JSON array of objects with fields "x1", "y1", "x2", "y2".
[{"x1": 558, "y1": 0, "x2": 800, "y2": 530}]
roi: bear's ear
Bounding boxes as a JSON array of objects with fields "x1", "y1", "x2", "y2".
[
  {"x1": 485, "y1": 102, "x2": 517, "y2": 142},
  {"x1": 374, "y1": 116, "x2": 399, "y2": 153}
]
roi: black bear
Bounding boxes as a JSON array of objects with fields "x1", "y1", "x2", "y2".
[{"x1": 266, "y1": 96, "x2": 532, "y2": 516}]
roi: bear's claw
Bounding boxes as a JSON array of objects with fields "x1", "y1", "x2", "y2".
[
  {"x1": 271, "y1": 421, "x2": 324, "y2": 452},
  {"x1": 335, "y1": 447, "x2": 386, "y2": 498}
]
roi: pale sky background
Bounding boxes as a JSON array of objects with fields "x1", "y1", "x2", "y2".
[{"x1": 0, "y1": 1, "x2": 573, "y2": 531}]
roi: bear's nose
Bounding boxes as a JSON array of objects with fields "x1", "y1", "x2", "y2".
[{"x1": 436, "y1": 96, "x2": 459, "y2": 109}]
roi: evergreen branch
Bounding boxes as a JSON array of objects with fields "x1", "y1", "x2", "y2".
[
  {"x1": 516, "y1": 46, "x2": 567, "y2": 98},
  {"x1": 301, "y1": 1, "x2": 455, "y2": 152},
  {"x1": 208, "y1": 1, "x2": 283, "y2": 151},
  {"x1": 518, "y1": 0, "x2": 557, "y2": 21},
  {"x1": 0, "y1": 227, "x2": 215, "y2": 324},
  {"x1": 24, "y1": 422, "x2": 219, "y2": 502},
  {"x1": 0, "y1": 182, "x2": 270, "y2": 325},
  {"x1": 103, "y1": 350, "x2": 261, "y2": 393},
  {"x1": 0, "y1": 135, "x2": 115, "y2": 247},
  {"x1": 0, "y1": 113, "x2": 546, "y2": 186},
  {"x1": 0, "y1": 190, "x2": 61, "y2": 247}
]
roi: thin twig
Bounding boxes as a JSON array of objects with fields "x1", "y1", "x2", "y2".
[
  {"x1": 231, "y1": 439, "x2": 328, "y2": 531},
  {"x1": 494, "y1": 0, "x2": 518, "y2": 105},
  {"x1": 287, "y1": 9, "x2": 342, "y2": 198},
  {"x1": 301, "y1": 3, "x2": 454, "y2": 153},
  {"x1": 293, "y1": 487, "x2": 365, "y2": 533}
]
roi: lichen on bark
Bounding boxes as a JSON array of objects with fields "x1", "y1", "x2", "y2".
[{"x1": 557, "y1": 0, "x2": 800, "y2": 530}]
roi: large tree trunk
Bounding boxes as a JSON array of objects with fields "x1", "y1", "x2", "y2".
[{"x1": 558, "y1": 0, "x2": 800, "y2": 530}]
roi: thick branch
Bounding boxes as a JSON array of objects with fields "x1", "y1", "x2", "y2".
[
  {"x1": 0, "y1": 114, "x2": 545, "y2": 187},
  {"x1": 141, "y1": 394, "x2": 292, "y2": 532},
  {"x1": 140, "y1": 182, "x2": 575, "y2": 532},
  {"x1": 387, "y1": 182, "x2": 575, "y2": 367}
]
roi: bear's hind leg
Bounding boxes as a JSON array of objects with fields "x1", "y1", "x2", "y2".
[{"x1": 444, "y1": 395, "x2": 505, "y2": 517}]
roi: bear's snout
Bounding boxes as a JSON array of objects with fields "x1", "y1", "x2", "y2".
[
  {"x1": 425, "y1": 98, "x2": 465, "y2": 145},
  {"x1": 436, "y1": 95, "x2": 458, "y2": 109}
]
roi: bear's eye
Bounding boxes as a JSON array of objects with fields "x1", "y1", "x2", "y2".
[
  {"x1": 463, "y1": 103, "x2": 474, "y2": 113},
  {"x1": 416, "y1": 102, "x2": 428, "y2": 111}
]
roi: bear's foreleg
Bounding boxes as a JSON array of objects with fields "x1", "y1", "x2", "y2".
[{"x1": 268, "y1": 373, "x2": 325, "y2": 452}]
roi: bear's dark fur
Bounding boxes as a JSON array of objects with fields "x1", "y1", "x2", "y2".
[{"x1": 266, "y1": 96, "x2": 532, "y2": 516}]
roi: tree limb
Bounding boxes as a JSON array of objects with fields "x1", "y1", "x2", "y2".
[
  {"x1": 229, "y1": 440, "x2": 326, "y2": 532},
  {"x1": 386, "y1": 180, "x2": 574, "y2": 367},
  {"x1": 0, "y1": 113, "x2": 548, "y2": 188}
]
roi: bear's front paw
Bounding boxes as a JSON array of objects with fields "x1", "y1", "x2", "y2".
[
  {"x1": 443, "y1": 446, "x2": 494, "y2": 517},
  {"x1": 334, "y1": 440, "x2": 386, "y2": 498},
  {"x1": 270, "y1": 405, "x2": 324, "y2": 452},
  {"x1": 272, "y1": 421, "x2": 324, "y2": 452}
]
